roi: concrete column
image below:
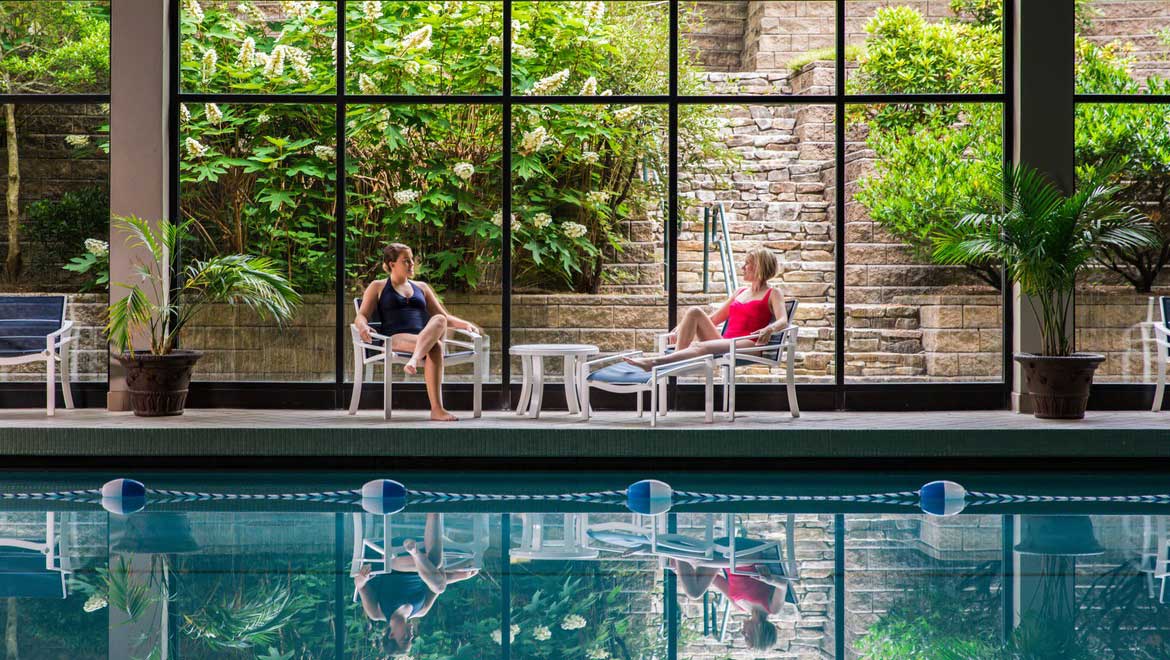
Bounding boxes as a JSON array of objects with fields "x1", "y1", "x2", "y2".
[
  {"x1": 107, "y1": 0, "x2": 170, "y2": 410},
  {"x1": 1011, "y1": 0, "x2": 1075, "y2": 412}
]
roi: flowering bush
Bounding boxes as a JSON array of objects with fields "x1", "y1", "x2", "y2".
[{"x1": 180, "y1": 1, "x2": 725, "y2": 294}]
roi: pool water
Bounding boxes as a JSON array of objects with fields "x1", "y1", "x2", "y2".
[{"x1": 2, "y1": 471, "x2": 1169, "y2": 659}]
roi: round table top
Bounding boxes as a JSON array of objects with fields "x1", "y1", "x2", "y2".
[{"x1": 511, "y1": 343, "x2": 599, "y2": 356}]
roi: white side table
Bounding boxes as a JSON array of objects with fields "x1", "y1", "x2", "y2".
[{"x1": 511, "y1": 343, "x2": 599, "y2": 419}]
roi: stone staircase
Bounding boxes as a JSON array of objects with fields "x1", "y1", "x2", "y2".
[{"x1": 682, "y1": 1, "x2": 749, "y2": 71}]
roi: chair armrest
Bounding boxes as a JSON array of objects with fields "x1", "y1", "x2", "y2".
[
  {"x1": 46, "y1": 320, "x2": 74, "y2": 339},
  {"x1": 1154, "y1": 324, "x2": 1170, "y2": 339},
  {"x1": 656, "y1": 332, "x2": 674, "y2": 353},
  {"x1": 583, "y1": 350, "x2": 642, "y2": 369},
  {"x1": 46, "y1": 321, "x2": 76, "y2": 351},
  {"x1": 449, "y1": 327, "x2": 482, "y2": 341}
]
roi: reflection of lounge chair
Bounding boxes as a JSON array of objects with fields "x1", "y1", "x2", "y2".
[
  {"x1": 350, "y1": 513, "x2": 489, "y2": 583},
  {"x1": 0, "y1": 513, "x2": 71, "y2": 599},
  {"x1": 512, "y1": 513, "x2": 599, "y2": 560},
  {"x1": 348, "y1": 299, "x2": 489, "y2": 419},
  {"x1": 1141, "y1": 515, "x2": 1170, "y2": 601},
  {"x1": 1153, "y1": 297, "x2": 1170, "y2": 411}
]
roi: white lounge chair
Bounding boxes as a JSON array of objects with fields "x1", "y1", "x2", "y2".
[
  {"x1": 1153, "y1": 297, "x2": 1170, "y2": 411},
  {"x1": 0, "y1": 295, "x2": 76, "y2": 416},
  {"x1": 657, "y1": 299, "x2": 801, "y2": 420},
  {"x1": 350, "y1": 512, "x2": 488, "y2": 601},
  {"x1": 512, "y1": 513, "x2": 599, "y2": 560},
  {"x1": 577, "y1": 352, "x2": 715, "y2": 427},
  {"x1": 348, "y1": 298, "x2": 488, "y2": 419},
  {"x1": 0, "y1": 512, "x2": 71, "y2": 599}
]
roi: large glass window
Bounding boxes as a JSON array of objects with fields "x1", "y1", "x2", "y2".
[
  {"x1": 174, "y1": 0, "x2": 1011, "y2": 404},
  {"x1": 0, "y1": 1, "x2": 110, "y2": 386}
]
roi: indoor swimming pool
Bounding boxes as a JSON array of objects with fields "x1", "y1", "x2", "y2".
[{"x1": 1, "y1": 470, "x2": 1168, "y2": 659}]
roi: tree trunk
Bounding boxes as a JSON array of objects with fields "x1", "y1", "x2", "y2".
[
  {"x1": 4, "y1": 103, "x2": 21, "y2": 281},
  {"x1": 5, "y1": 597, "x2": 17, "y2": 660}
]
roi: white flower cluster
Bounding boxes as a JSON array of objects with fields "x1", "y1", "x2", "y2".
[
  {"x1": 613, "y1": 106, "x2": 640, "y2": 122},
  {"x1": 82, "y1": 594, "x2": 108, "y2": 613},
  {"x1": 586, "y1": 649, "x2": 611, "y2": 660},
  {"x1": 394, "y1": 189, "x2": 420, "y2": 204},
  {"x1": 180, "y1": 103, "x2": 191, "y2": 124},
  {"x1": 65, "y1": 135, "x2": 89, "y2": 148},
  {"x1": 405, "y1": 60, "x2": 421, "y2": 75},
  {"x1": 281, "y1": 1, "x2": 317, "y2": 19},
  {"x1": 580, "y1": 151, "x2": 600, "y2": 165},
  {"x1": 185, "y1": 137, "x2": 208, "y2": 159},
  {"x1": 532, "y1": 212, "x2": 552, "y2": 229},
  {"x1": 486, "y1": 35, "x2": 502, "y2": 49},
  {"x1": 490, "y1": 211, "x2": 516, "y2": 227},
  {"x1": 583, "y1": 1, "x2": 605, "y2": 26},
  {"x1": 532, "y1": 625, "x2": 552, "y2": 641},
  {"x1": 84, "y1": 238, "x2": 109, "y2": 258},
  {"x1": 313, "y1": 145, "x2": 335, "y2": 161},
  {"x1": 586, "y1": 191, "x2": 610, "y2": 206},
  {"x1": 401, "y1": 25, "x2": 433, "y2": 52},
  {"x1": 528, "y1": 69, "x2": 569, "y2": 96},
  {"x1": 363, "y1": 0, "x2": 382, "y2": 21},
  {"x1": 184, "y1": 0, "x2": 204, "y2": 24},
  {"x1": 453, "y1": 162, "x2": 475, "y2": 181},
  {"x1": 491, "y1": 624, "x2": 520, "y2": 644},
  {"x1": 561, "y1": 614, "x2": 587, "y2": 630},
  {"x1": 332, "y1": 38, "x2": 353, "y2": 68},
  {"x1": 237, "y1": 37, "x2": 256, "y2": 68},
  {"x1": 359, "y1": 73, "x2": 379, "y2": 95},
  {"x1": 205, "y1": 102, "x2": 223, "y2": 125},
  {"x1": 512, "y1": 42, "x2": 536, "y2": 59},
  {"x1": 518, "y1": 126, "x2": 547, "y2": 155},
  {"x1": 579, "y1": 76, "x2": 598, "y2": 96},
  {"x1": 563, "y1": 222, "x2": 588, "y2": 239},
  {"x1": 257, "y1": 112, "x2": 271, "y2": 124},
  {"x1": 201, "y1": 48, "x2": 217, "y2": 84},
  {"x1": 237, "y1": 2, "x2": 265, "y2": 23}
]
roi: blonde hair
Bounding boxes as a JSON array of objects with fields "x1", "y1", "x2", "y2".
[{"x1": 746, "y1": 247, "x2": 779, "y2": 284}]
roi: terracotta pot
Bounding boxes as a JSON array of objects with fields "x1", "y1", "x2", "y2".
[
  {"x1": 1014, "y1": 353, "x2": 1104, "y2": 420},
  {"x1": 115, "y1": 350, "x2": 202, "y2": 417}
]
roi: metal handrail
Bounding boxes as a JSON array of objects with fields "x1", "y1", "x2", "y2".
[{"x1": 703, "y1": 203, "x2": 737, "y2": 294}]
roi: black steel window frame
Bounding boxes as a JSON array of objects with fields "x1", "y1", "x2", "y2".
[
  {"x1": 163, "y1": 0, "x2": 1016, "y2": 412},
  {"x1": 0, "y1": 1, "x2": 112, "y2": 409}
]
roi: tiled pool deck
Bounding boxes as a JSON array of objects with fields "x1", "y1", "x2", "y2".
[{"x1": 0, "y1": 409, "x2": 1168, "y2": 465}]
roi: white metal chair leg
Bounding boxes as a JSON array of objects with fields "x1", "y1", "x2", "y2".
[
  {"x1": 1155, "y1": 350, "x2": 1166, "y2": 412},
  {"x1": 578, "y1": 362, "x2": 591, "y2": 421},
  {"x1": 637, "y1": 390, "x2": 643, "y2": 417},
  {"x1": 59, "y1": 343, "x2": 74, "y2": 410},
  {"x1": 722, "y1": 364, "x2": 731, "y2": 412},
  {"x1": 659, "y1": 377, "x2": 668, "y2": 416},
  {"x1": 473, "y1": 349, "x2": 483, "y2": 419},
  {"x1": 786, "y1": 346, "x2": 800, "y2": 418},
  {"x1": 705, "y1": 366, "x2": 714, "y2": 423},
  {"x1": 45, "y1": 344, "x2": 55, "y2": 417},
  {"x1": 563, "y1": 355, "x2": 580, "y2": 414},
  {"x1": 383, "y1": 354, "x2": 393, "y2": 420},
  {"x1": 349, "y1": 350, "x2": 365, "y2": 415},
  {"x1": 650, "y1": 375, "x2": 658, "y2": 428},
  {"x1": 530, "y1": 357, "x2": 544, "y2": 419},
  {"x1": 727, "y1": 364, "x2": 736, "y2": 422}
]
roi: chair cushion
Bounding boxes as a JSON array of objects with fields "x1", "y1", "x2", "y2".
[
  {"x1": 0, "y1": 295, "x2": 65, "y2": 357},
  {"x1": 587, "y1": 529, "x2": 649, "y2": 548},
  {"x1": 588, "y1": 362, "x2": 653, "y2": 385}
]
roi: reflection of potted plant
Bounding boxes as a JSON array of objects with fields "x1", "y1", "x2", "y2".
[
  {"x1": 107, "y1": 216, "x2": 300, "y2": 416},
  {"x1": 934, "y1": 163, "x2": 1158, "y2": 418}
]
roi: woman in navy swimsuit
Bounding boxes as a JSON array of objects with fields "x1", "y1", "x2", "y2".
[
  {"x1": 354, "y1": 243, "x2": 482, "y2": 421},
  {"x1": 353, "y1": 513, "x2": 480, "y2": 655}
]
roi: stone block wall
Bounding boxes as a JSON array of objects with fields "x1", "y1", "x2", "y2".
[
  {"x1": 1075, "y1": 287, "x2": 1170, "y2": 384},
  {"x1": 0, "y1": 104, "x2": 108, "y2": 293}
]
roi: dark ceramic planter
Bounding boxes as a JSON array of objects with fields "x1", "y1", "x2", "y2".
[
  {"x1": 1014, "y1": 353, "x2": 1105, "y2": 420},
  {"x1": 115, "y1": 350, "x2": 202, "y2": 417}
]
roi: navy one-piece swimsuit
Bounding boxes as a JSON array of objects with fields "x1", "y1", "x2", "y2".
[{"x1": 378, "y1": 281, "x2": 429, "y2": 336}]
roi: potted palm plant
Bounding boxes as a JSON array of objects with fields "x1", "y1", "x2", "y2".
[
  {"x1": 107, "y1": 215, "x2": 300, "y2": 416},
  {"x1": 933, "y1": 163, "x2": 1157, "y2": 419}
]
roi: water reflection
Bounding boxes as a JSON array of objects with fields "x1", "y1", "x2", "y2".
[{"x1": 2, "y1": 483, "x2": 1170, "y2": 658}]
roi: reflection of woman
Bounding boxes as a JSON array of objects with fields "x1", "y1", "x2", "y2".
[
  {"x1": 353, "y1": 514, "x2": 480, "y2": 655},
  {"x1": 624, "y1": 248, "x2": 788, "y2": 370},
  {"x1": 668, "y1": 558, "x2": 793, "y2": 650},
  {"x1": 354, "y1": 243, "x2": 482, "y2": 421}
]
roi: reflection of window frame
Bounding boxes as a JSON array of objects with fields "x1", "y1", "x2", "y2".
[
  {"x1": 0, "y1": 1, "x2": 111, "y2": 395},
  {"x1": 164, "y1": 0, "x2": 1020, "y2": 410}
]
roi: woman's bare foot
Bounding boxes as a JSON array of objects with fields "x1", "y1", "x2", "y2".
[
  {"x1": 430, "y1": 408, "x2": 458, "y2": 422},
  {"x1": 623, "y1": 356, "x2": 654, "y2": 370},
  {"x1": 404, "y1": 358, "x2": 419, "y2": 375},
  {"x1": 403, "y1": 538, "x2": 420, "y2": 554}
]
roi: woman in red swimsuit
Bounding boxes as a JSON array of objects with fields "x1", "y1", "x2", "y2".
[
  {"x1": 624, "y1": 247, "x2": 789, "y2": 370},
  {"x1": 668, "y1": 557, "x2": 792, "y2": 650}
]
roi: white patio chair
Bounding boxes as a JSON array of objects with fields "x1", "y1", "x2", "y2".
[
  {"x1": 0, "y1": 512, "x2": 72, "y2": 599},
  {"x1": 350, "y1": 513, "x2": 489, "y2": 600},
  {"x1": 1142, "y1": 515, "x2": 1170, "y2": 602},
  {"x1": 0, "y1": 295, "x2": 76, "y2": 416},
  {"x1": 512, "y1": 513, "x2": 599, "y2": 560},
  {"x1": 577, "y1": 352, "x2": 715, "y2": 427},
  {"x1": 1152, "y1": 297, "x2": 1170, "y2": 411},
  {"x1": 657, "y1": 299, "x2": 801, "y2": 420},
  {"x1": 347, "y1": 298, "x2": 488, "y2": 419}
]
